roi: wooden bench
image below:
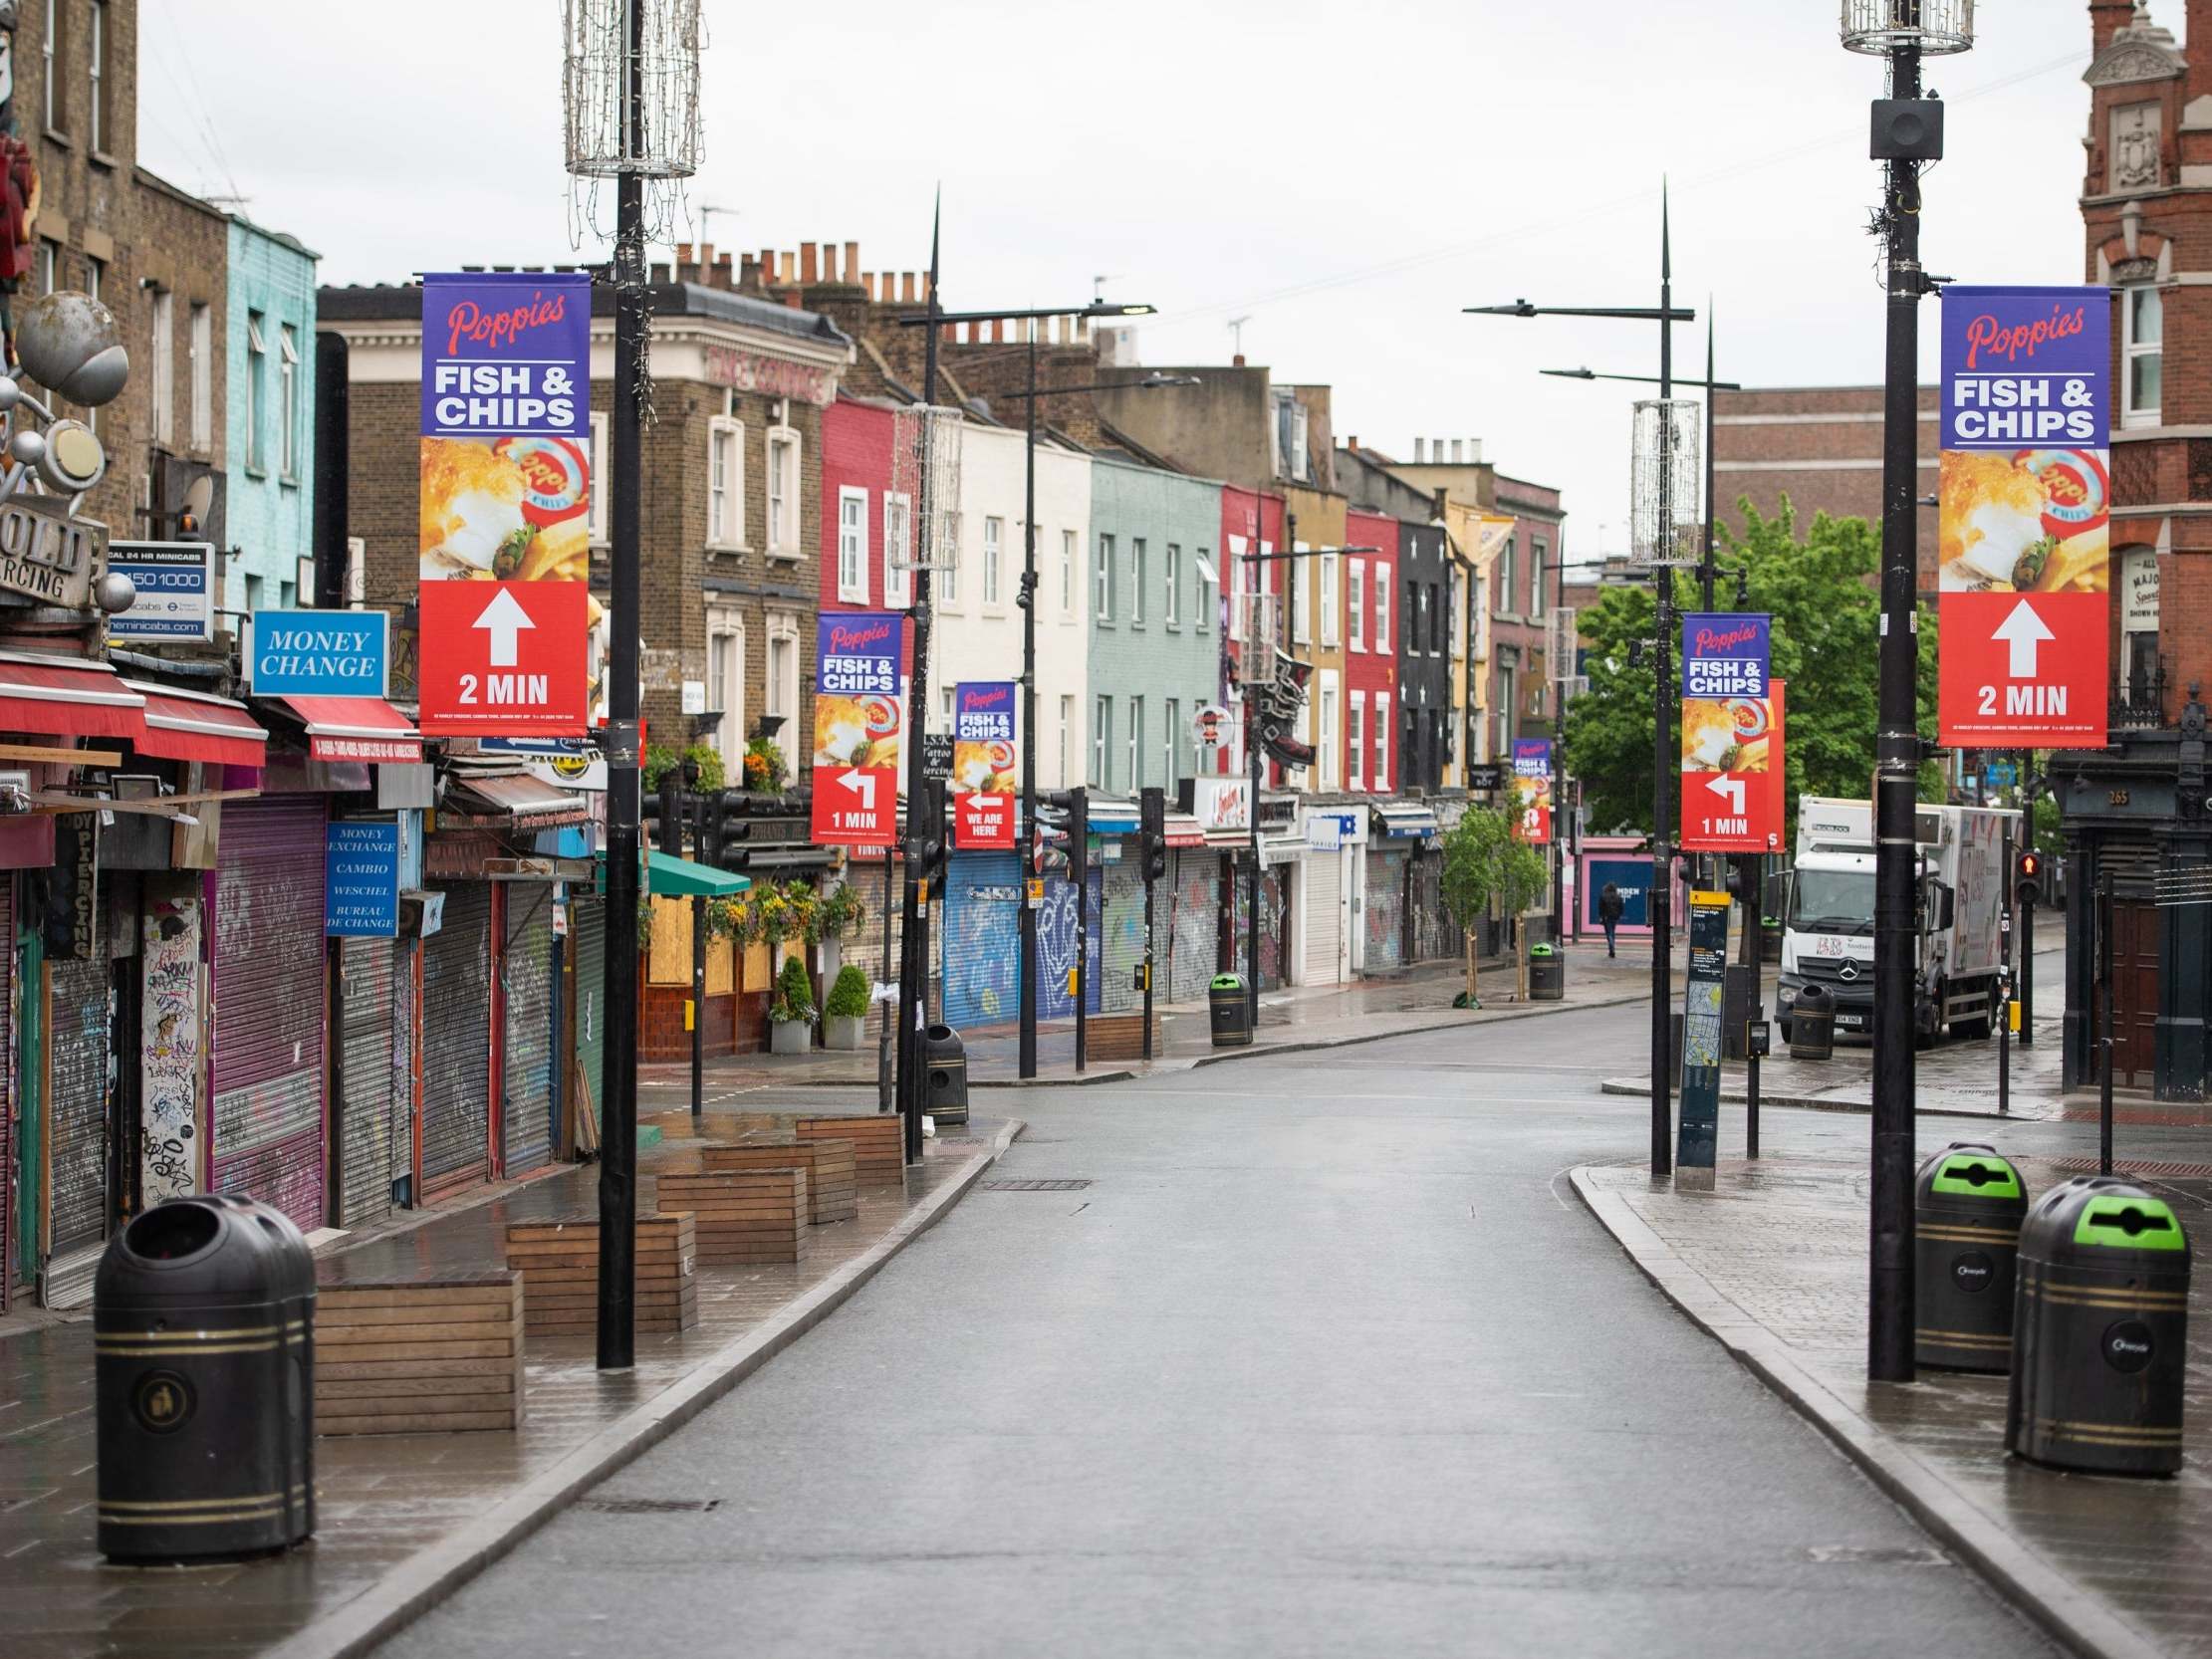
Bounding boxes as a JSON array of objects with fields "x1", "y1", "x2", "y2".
[
  {"x1": 656, "y1": 1170, "x2": 806, "y2": 1265},
  {"x1": 797, "y1": 1114, "x2": 904, "y2": 1183},
  {"x1": 702, "y1": 1138, "x2": 859, "y2": 1224},
  {"x1": 503, "y1": 1215, "x2": 697, "y2": 1336},
  {"x1": 313, "y1": 1271, "x2": 525, "y2": 1436},
  {"x1": 1086, "y1": 1012, "x2": 1160, "y2": 1063}
]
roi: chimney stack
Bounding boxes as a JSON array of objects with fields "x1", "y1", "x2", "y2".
[
  {"x1": 1232, "y1": 353, "x2": 1245, "y2": 367},
  {"x1": 901, "y1": 272, "x2": 916, "y2": 303},
  {"x1": 778, "y1": 251, "x2": 794, "y2": 285},
  {"x1": 1468, "y1": 437, "x2": 1481, "y2": 463},
  {"x1": 844, "y1": 241, "x2": 860, "y2": 285},
  {"x1": 675, "y1": 241, "x2": 694, "y2": 267},
  {"x1": 696, "y1": 243, "x2": 714, "y2": 282},
  {"x1": 800, "y1": 242, "x2": 819, "y2": 283},
  {"x1": 1450, "y1": 440, "x2": 1463, "y2": 463},
  {"x1": 2090, "y1": 0, "x2": 2136, "y2": 52},
  {"x1": 1414, "y1": 438, "x2": 1426, "y2": 462}
]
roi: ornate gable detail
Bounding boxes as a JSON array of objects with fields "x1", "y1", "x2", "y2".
[{"x1": 2087, "y1": 5, "x2": 2186, "y2": 87}]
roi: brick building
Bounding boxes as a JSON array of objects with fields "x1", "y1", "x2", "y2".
[
  {"x1": 1712, "y1": 385, "x2": 1939, "y2": 590},
  {"x1": 2050, "y1": 0, "x2": 2212, "y2": 1101},
  {"x1": 318, "y1": 260, "x2": 852, "y2": 781}
]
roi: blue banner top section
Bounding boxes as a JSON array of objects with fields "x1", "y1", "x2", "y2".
[
  {"x1": 250, "y1": 608, "x2": 390, "y2": 698},
  {"x1": 1939, "y1": 285, "x2": 2108, "y2": 451},
  {"x1": 1680, "y1": 611, "x2": 1770, "y2": 700},
  {"x1": 817, "y1": 611, "x2": 902, "y2": 696},
  {"x1": 420, "y1": 272, "x2": 591, "y2": 438},
  {"x1": 954, "y1": 682, "x2": 1016, "y2": 742},
  {"x1": 1512, "y1": 738, "x2": 1551, "y2": 779}
]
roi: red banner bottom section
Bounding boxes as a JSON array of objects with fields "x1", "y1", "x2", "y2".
[
  {"x1": 955, "y1": 790, "x2": 1014, "y2": 849},
  {"x1": 416, "y1": 580, "x2": 589, "y2": 736},
  {"x1": 812, "y1": 764, "x2": 897, "y2": 846},
  {"x1": 1681, "y1": 769, "x2": 1778, "y2": 852},
  {"x1": 1938, "y1": 590, "x2": 2109, "y2": 749}
]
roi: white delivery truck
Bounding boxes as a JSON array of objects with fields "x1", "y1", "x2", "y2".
[{"x1": 1777, "y1": 795, "x2": 2020, "y2": 1046}]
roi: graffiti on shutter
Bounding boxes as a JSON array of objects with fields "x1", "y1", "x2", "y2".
[
  {"x1": 1033, "y1": 867, "x2": 1101, "y2": 1021},
  {"x1": 941, "y1": 851, "x2": 1021, "y2": 1030},
  {"x1": 501, "y1": 885, "x2": 556, "y2": 1178},
  {"x1": 571, "y1": 896, "x2": 606, "y2": 1137},
  {"x1": 210, "y1": 797, "x2": 329, "y2": 1232},
  {"x1": 141, "y1": 897, "x2": 201, "y2": 1207},
  {"x1": 1229, "y1": 866, "x2": 1288, "y2": 991},
  {"x1": 339, "y1": 936, "x2": 398, "y2": 1229},
  {"x1": 421, "y1": 882, "x2": 493, "y2": 1195},
  {"x1": 47, "y1": 899, "x2": 111, "y2": 1272},
  {"x1": 1168, "y1": 850, "x2": 1219, "y2": 1003},
  {"x1": 1364, "y1": 847, "x2": 1406, "y2": 973},
  {"x1": 1095, "y1": 857, "x2": 1145, "y2": 1015}
]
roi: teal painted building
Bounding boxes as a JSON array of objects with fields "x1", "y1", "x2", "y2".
[
  {"x1": 224, "y1": 216, "x2": 319, "y2": 618},
  {"x1": 1085, "y1": 456, "x2": 1224, "y2": 795}
]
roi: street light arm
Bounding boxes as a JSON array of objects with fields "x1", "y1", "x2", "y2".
[
  {"x1": 1467, "y1": 302, "x2": 1696, "y2": 322},
  {"x1": 897, "y1": 301, "x2": 1155, "y2": 328},
  {"x1": 1541, "y1": 365, "x2": 1742, "y2": 391},
  {"x1": 1241, "y1": 545, "x2": 1382, "y2": 563}
]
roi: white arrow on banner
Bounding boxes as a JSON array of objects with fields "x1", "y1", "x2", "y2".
[
  {"x1": 839, "y1": 768, "x2": 876, "y2": 810},
  {"x1": 472, "y1": 588, "x2": 536, "y2": 667},
  {"x1": 1992, "y1": 598, "x2": 2055, "y2": 679},
  {"x1": 1706, "y1": 774, "x2": 1745, "y2": 815}
]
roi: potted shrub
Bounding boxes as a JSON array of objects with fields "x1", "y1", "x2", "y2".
[
  {"x1": 769, "y1": 953, "x2": 816, "y2": 1056},
  {"x1": 824, "y1": 964, "x2": 870, "y2": 1051}
]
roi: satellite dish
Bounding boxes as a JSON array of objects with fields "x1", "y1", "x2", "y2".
[
  {"x1": 181, "y1": 473, "x2": 214, "y2": 535},
  {"x1": 1193, "y1": 552, "x2": 1218, "y2": 587}
]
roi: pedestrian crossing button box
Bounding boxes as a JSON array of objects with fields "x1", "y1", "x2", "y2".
[
  {"x1": 1912, "y1": 1142, "x2": 2027, "y2": 1372},
  {"x1": 2008, "y1": 1177, "x2": 2190, "y2": 1476}
]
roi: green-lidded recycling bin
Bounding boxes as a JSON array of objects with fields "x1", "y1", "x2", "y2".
[
  {"x1": 1528, "y1": 943, "x2": 1563, "y2": 1001},
  {"x1": 1209, "y1": 974, "x2": 1251, "y2": 1047},
  {"x1": 925, "y1": 1024, "x2": 969, "y2": 1125},
  {"x1": 1913, "y1": 1142, "x2": 2028, "y2": 1372},
  {"x1": 2008, "y1": 1176, "x2": 2190, "y2": 1476},
  {"x1": 95, "y1": 1195, "x2": 318, "y2": 1561}
]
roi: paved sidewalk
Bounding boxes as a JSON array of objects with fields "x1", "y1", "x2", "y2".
[
  {"x1": 1577, "y1": 1154, "x2": 2212, "y2": 1659},
  {"x1": 0, "y1": 1112, "x2": 1018, "y2": 1659},
  {"x1": 643, "y1": 939, "x2": 1658, "y2": 1106}
]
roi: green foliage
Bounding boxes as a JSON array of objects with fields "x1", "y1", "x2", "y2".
[
  {"x1": 816, "y1": 883, "x2": 865, "y2": 941},
  {"x1": 1440, "y1": 803, "x2": 1544, "y2": 928},
  {"x1": 642, "y1": 741, "x2": 725, "y2": 794},
  {"x1": 771, "y1": 952, "x2": 816, "y2": 1025},
  {"x1": 1563, "y1": 498, "x2": 1945, "y2": 839},
  {"x1": 825, "y1": 963, "x2": 871, "y2": 1019}
]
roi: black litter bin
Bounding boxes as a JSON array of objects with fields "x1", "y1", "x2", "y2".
[
  {"x1": 1914, "y1": 1142, "x2": 2029, "y2": 1372},
  {"x1": 1789, "y1": 983, "x2": 1835, "y2": 1061},
  {"x1": 924, "y1": 1024, "x2": 969, "y2": 1125},
  {"x1": 2008, "y1": 1177, "x2": 2191, "y2": 1476},
  {"x1": 95, "y1": 1194, "x2": 318, "y2": 1561},
  {"x1": 1528, "y1": 944, "x2": 1564, "y2": 1001},
  {"x1": 1209, "y1": 974, "x2": 1251, "y2": 1047}
]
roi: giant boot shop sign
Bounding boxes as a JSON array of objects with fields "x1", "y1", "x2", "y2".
[{"x1": 1937, "y1": 287, "x2": 2109, "y2": 748}]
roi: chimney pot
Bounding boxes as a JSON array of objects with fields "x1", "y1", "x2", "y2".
[
  {"x1": 760, "y1": 247, "x2": 777, "y2": 275},
  {"x1": 650, "y1": 261, "x2": 671, "y2": 285},
  {"x1": 845, "y1": 241, "x2": 860, "y2": 284},
  {"x1": 1415, "y1": 438, "x2": 1426, "y2": 462},
  {"x1": 1232, "y1": 353, "x2": 1245, "y2": 366},
  {"x1": 861, "y1": 271, "x2": 874, "y2": 300},
  {"x1": 1469, "y1": 437, "x2": 1481, "y2": 463},
  {"x1": 1450, "y1": 440, "x2": 1462, "y2": 463},
  {"x1": 676, "y1": 241, "x2": 694, "y2": 265},
  {"x1": 901, "y1": 272, "x2": 916, "y2": 303},
  {"x1": 800, "y1": 242, "x2": 819, "y2": 283},
  {"x1": 778, "y1": 251, "x2": 794, "y2": 284}
]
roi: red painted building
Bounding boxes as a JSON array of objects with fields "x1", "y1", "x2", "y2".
[
  {"x1": 1343, "y1": 509, "x2": 1400, "y2": 794},
  {"x1": 1221, "y1": 485, "x2": 1287, "y2": 785}
]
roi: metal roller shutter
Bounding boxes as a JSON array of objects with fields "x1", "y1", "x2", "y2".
[
  {"x1": 338, "y1": 936, "x2": 398, "y2": 1229},
  {"x1": 211, "y1": 797, "x2": 328, "y2": 1232},
  {"x1": 45, "y1": 898, "x2": 110, "y2": 1303},
  {"x1": 0, "y1": 875, "x2": 11, "y2": 1311},
  {"x1": 571, "y1": 896, "x2": 606, "y2": 1139},
  {"x1": 421, "y1": 882, "x2": 492, "y2": 1197},
  {"x1": 500, "y1": 885, "x2": 556, "y2": 1178},
  {"x1": 1167, "y1": 850, "x2": 1219, "y2": 1004},
  {"x1": 1302, "y1": 850, "x2": 1343, "y2": 987},
  {"x1": 1364, "y1": 846, "x2": 1407, "y2": 974},
  {"x1": 941, "y1": 851, "x2": 1021, "y2": 1030},
  {"x1": 1229, "y1": 862, "x2": 1289, "y2": 992},
  {"x1": 1098, "y1": 856, "x2": 1145, "y2": 1015},
  {"x1": 1033, "y1": 866, "x2": 1100, "y2": 1020}
]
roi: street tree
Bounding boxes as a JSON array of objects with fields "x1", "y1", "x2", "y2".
[
  {"x1": 1563, "y1": 498, "x2": 1942, "y2": 837},
  {"x1": 1440, "y1": 803, "x2": 1548, "y2": 1007}
]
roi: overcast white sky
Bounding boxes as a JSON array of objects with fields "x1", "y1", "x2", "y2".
[{"x1": 139, "y1": 0, "x2": 2104, "y2": 557}]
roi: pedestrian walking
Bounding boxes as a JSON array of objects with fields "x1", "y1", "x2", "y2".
[{"x1": 1598, "y1": 882, "x2": 1625, "y2": 958}]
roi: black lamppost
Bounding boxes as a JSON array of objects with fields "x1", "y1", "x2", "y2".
[
  {"x1": 896, "y1": 301, "x2": 1156, "y2": 1085},
  {"x1": 1467, "y1": 196, "x2": 1695, "y2": 1176}
]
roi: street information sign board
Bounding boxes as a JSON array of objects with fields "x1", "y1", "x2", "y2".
[
  {"x1": 1937, "y1": 286, "x2": 2109, "y2": 748},
  {"x1": 1680, "y1": 613, "x2": 1778, "y2": 852},
  {"x1": 1677, "y1": 890, "x2": 1731, "y2": 1171},
  {"x1": 810, "y1": 611, "x2": 903, "y2": 847},
  {"x1": 417, "y1": 272, "x2": 593, "y2": 736}
]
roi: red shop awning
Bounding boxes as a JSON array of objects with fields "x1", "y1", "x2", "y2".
[
  {"x1": 278, "y1": 695, "x2": 424, "y2": 764},
  {"x1": 0, "y1": 651, "x2": 145, "y2": 741},
  {"x1": 124, "y1": 681, "x2": 268, "y2": 768}
]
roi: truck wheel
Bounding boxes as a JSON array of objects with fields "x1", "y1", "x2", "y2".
[{"x1": 1777, "y1": 1019, "x2": 1793, "y2": 1046}]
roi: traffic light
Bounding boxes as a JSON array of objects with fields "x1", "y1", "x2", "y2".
[
  {"x1": 1033, "y1": 796, "x2": 1071, "y2": 877},
  {"x1": 1139, "y1": 786, "x2": 1167, "y2": 884},
  {"x1": 1038, "y1": 788, "x2": 1087, "y2": 887},
  {"x1": 700, "y1": 790, "x2": 752, "y2": 870},
  {"x1": 905, "y1": 779, "x2": 949, "y2": 888},
  {"x1": 2014, "y1": 847, "x2": 2044, "y2": 908},
  {"x1": 654, "y1": 773, "x2": 685, "y2": 857}
]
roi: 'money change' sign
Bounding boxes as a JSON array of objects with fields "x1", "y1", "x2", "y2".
[{"x1": 248, "y1": 609, "x2": 390, "y2": 698}]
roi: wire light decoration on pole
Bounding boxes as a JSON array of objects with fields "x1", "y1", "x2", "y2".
[
  {"x1": 888, "y1": 406, "x2": 963, "y2": 574},
  {"x1": 1630, "y1": 395, "x2": 1700, "y2": 1177},
  {"x1": 1237, "y1": 585, "x2": 1286, "y2": 1026},
  {"x1": 1842, "y1": 0, "x2": 1973, "y2": 1387},
  {"x1": 561, "y1": 0, "x2": 702, "y2": 1374}
]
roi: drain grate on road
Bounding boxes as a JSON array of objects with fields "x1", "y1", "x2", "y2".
[
  {"x1": 978, "y1": 1178, "x2": 1093, "y2": 1192},
  {"x1": 576, "y1": 1497, "x2": 721, "y2": 1515}
]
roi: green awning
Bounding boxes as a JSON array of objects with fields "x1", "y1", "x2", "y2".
[{"x1": 590, "y1": 849, "x2": 753, "y2": 897}]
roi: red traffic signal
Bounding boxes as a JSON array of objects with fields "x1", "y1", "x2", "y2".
[{"x1": 2013, "y1": 848, "x2": 2044, "y2": 905}]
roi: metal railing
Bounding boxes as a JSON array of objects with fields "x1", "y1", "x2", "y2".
[{"x1": 2112, "y1": 667, "x2": 2167, "y2": 732}]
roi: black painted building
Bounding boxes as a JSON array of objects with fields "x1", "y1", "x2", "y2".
[{"x1": 1338, "y1": 443, "x2": 1453, "y2": 792}]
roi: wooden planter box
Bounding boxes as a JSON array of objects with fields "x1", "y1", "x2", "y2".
[
  {"x1": 314, "y1": 1271, "x2": 525, "y2": 1436},
  {"x1": 702, "y1": 1138, "x2": 859, "y2": 1224},
  {"x1": 797, "y1": 1114, "x2": 904, "y2": 1183},
  {"x1": 503, "y1": 1215, "x2": 697, "y2": 1336},
  {"x1": 1086, "y1": 1012, "x2": 1160, "y2": 1063},
  {"x1": 656, "y1": 1170, "x2": 807, "y2": 1265}
]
